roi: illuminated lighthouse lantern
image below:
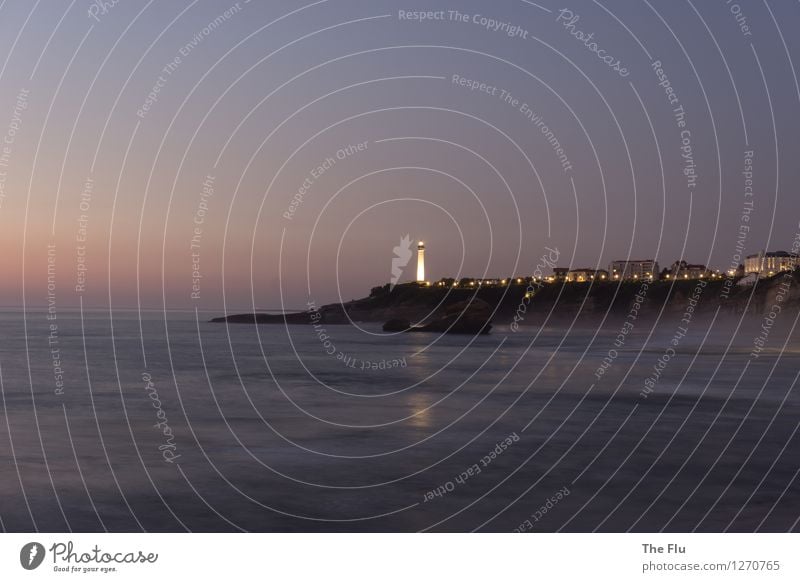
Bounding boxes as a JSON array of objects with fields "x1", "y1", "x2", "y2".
[{"x1": 417, "y1": 241, "x2": 425, "y2": 282}]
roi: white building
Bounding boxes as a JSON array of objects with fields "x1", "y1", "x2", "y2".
[
  {"x1": 609, "y1": 260, "x2": 659, "y2": 281},
  {"x1": 665, "y1": 260, "x2": 711, "y2": 280},
  {"x1": 744, "y1": 251, "x2": 799, "y2": 275}
]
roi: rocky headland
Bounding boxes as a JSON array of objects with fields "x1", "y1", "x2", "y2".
[{"x1": 210, "y1": 270, "x2": 800, "y2": 333}]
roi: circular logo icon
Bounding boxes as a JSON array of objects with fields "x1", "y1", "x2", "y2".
[{"x1": 20, "y1": 542, "x2": 45, "y2": 570}]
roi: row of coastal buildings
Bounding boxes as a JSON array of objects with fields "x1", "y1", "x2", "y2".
[
  {"x1": 426, "y1": 251, "x2": 798, "y2": 288},
  {"x1": 550, "y1": 251, "x2": 799, "y2": 283}
]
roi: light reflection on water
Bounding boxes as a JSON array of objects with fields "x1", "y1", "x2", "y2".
[{"x1": 0, "y1": 310, "x2": 798, "y2": 532}]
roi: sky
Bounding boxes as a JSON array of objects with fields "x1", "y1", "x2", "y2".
[{"x1": 0, "y1": 0, "x2": 797, "y2": 310}]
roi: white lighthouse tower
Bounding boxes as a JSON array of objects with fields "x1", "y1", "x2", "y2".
[{"x1": 416, "y1": 241, "x2": 426, "y2": 282}]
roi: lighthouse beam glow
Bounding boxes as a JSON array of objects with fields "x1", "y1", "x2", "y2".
[{"x1": 417, "y1": 241, "x2": 425, "y2": 282}]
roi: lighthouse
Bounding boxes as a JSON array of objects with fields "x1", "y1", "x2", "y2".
[{"x1": 417, "y1": 241, "x2": 425, "y2": 282}]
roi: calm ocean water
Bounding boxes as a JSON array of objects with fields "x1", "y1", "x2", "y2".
[{"x1": 0, "y1": 309, "x2": 798, "y2": 532}]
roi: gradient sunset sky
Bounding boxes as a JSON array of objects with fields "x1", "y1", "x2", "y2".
[{"x1": 0, "y1": 0, "x2": 797, "y2": 309}]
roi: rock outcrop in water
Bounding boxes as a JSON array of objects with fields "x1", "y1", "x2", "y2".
[
  {"x1": 210, "y1": 303, "x2": 347, "y2": 325},
  {"x1": 382, "y1": 299, "x2": 493, "y2": 335}
]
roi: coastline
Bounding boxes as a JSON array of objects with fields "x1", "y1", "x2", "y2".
[{"x1": 210, "y1": 270, "x2": 800, "y2": 328}]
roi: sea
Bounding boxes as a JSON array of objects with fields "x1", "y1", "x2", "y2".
[{"x1": 0, "y1": 308, "x2": 798, "y2": 532}]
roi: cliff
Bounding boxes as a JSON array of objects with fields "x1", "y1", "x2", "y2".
[{"x1": 210, "y1": 270, "x2": 800, "y2": 327}]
